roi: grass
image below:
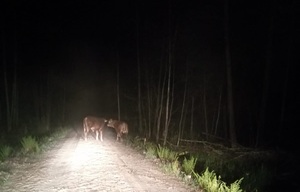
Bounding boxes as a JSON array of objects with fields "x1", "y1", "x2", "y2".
[
  {"x1": 127, "y1": 137, "x2": 244, "y2": 191},
  {"x1": 182, "y1": 156, "x2": 197, "y2": 175},
  {"x1": 156, "y1": 144, "x2": 179, "y2": 163},
  {"x1": 163, "y1": 160, "x2": 181, "y2": 176},
  {"x1": 126, "y1": 136, "x2": 145, "y2": 149},
  {"x1": 144, "y1": 142, "x2": 157, "y2": 158},
  {"x1": 21, "y1": 135, "x2": 40, "y2": 154},
  {"x1": 0, "y1": 127, "x2": 70, "y2": 187},
  {"x1": 127, "y1": 137, "x2": 276, "y2": 191},
  {"x1": 193, "y1": 168, "x2": 243, "y2": 192},
  {"x1": 0, "y1": 145, "x2": 13, "y2": 162},
  {"x1": 0, "y1": 127, "x2": 282, "y2": 190}
]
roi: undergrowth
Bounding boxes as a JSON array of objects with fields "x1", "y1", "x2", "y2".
[
  {"x1": 128, "y1": 138, "x2": 245, "y2": 192},
  {"x1": 0, "y1": 127, "x2": 70, "y2": 187}
]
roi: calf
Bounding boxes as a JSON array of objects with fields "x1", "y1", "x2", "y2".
[
  {"x1": 107, "y1": 119, "x2": 128, "y2": 141},
  {"x1": 83, "y1": 116, "x2": 107, "y2": 141}
]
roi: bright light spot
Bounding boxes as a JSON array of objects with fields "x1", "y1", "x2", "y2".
[{"x1": 70, "y1": 141, "x2": 99, "y2": 170}]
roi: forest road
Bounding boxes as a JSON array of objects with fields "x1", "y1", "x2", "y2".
[{"x1": 0, "y1": 129, "x2": 199, "y2": 192}]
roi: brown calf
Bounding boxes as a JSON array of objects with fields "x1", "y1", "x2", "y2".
[
  {"x1": 83, "y1": 116, "x2": 107, "y2": 141},
  {"x1": 107, "y1": 119, "x2": 128, "y2": 141}
]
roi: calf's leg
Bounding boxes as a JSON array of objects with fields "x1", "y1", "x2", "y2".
[{"x1": 100, "y1": 131, "x2": 103, "y2": 142}]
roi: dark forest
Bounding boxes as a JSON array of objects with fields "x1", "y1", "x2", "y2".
[{"x1": 1, "y1": 0, "x2": 299, "y2": 151}]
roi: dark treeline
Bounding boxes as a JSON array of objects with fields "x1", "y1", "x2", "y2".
[{"x1": 0, "y1": 0, "x2": 298, "y2": 150}]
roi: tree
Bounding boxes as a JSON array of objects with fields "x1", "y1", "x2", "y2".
[
  {"x1": 2, "y1": 15, "x2": 19, "y2": 133},
  {"x1": 177, "y1": 60, "x2": 188, "y2": 146},
  {"x1": 224, "y1": 0, "x2": 237, "y2": 147},
  {"x1": 256, "y1": 2, "x2": 275, "y2": 147},
  {"x1": 136, "y1": 1, "x2": 143, "y2": 134}
]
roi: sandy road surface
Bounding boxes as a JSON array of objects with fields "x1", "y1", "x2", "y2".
[{"x1": 0, "y1": 130, "x2": 199, "y2": 192}]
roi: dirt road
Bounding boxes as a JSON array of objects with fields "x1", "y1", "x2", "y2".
[{"x1": 0, "y1": 130, "x2": 199, "y2": 192}]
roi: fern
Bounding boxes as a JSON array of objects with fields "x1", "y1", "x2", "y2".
[{"x1": 21, "y1": 136, "x2": 40, "y2": 154}]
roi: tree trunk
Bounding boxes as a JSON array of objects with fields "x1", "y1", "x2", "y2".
[
  {"x1": 155, "y1": 48, "x2": 166, "y2": 142},
  {"x1": 35, "y1": 68, "x2": 51, "y2": 133},
  {"x1": 62, "y1": 81, "x2": 66, "y2": 127},
  {"x1": 3, "y1": 28, "x2": 12, "y2": 132},
  {"x1": 256, "y1": 2, "x2": 275, "y2": 147},
  {"x1": 136, "y1": 4, "x2": 143, "y2": 134},
  {"x1": 11, "y1": 28, "x2": 19, "y2": 131},
  {"x1": 167, "y1": 65, "x2": 175, "y2": 130},
  {"x1": 163, "y1": 63, "x2": 171, "y2": 146},
  {"x1": 117, "y1": 51, "x2": 121, "y2": 120},
  {"x1": 156, "y1": 66, "x2": 167, "y2": 143},
  {"x1": 214, "y1": 86, "x2": 222, "y2": 135},
  {"x1": 177, "y1": 63, "x2": 188, "y2": 146},
  {"x1": 224, "y1": 0, "x2": 237, "y2": 147},
  {"x1": 203, "y1": 75, "x2": 208, "y2": 140},
  {"x1": 45, "y1": 70, "x2": 51, "y2": 131},
  {"x1": 279, "y1": 1, "x2": 294, "y2": 143},
  {"x1": 145, "y1": 63, "x2": 152, "y2": 138},
  {"x1": 190, "y1": 96, "x2": 194, "y2": 139},
  {"x1": 3, "y1": 21, "x2": 19, "y2": 133},
  {"x1": 163, "y1": 0, "x2": 173, "y2": 146}
]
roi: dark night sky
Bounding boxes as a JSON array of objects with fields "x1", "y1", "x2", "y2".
[{"x1": 1, "y1": 0, "x2": 299, "y2": 148}]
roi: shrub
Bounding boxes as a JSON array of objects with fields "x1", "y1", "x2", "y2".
[
  {"x1": 21, "y1": 136, "x2": 40, "y2": 154},
  {"x1": 182, "y1": 156, "x2": 197, "y2": 175},
  {"x1": 145, "y1": 143, "x2": 157, "y2": 158},
  {"x1": 163, "y1": 160, "x2": 181, "y2": 176},
  {"x1": 157, "y1": 144, "x2": 178, "y2": 163},
  {"x1": 51, "y1": 128, "x2": 68, "y2": 140},
  {"x1": 193, "y1": 168, "x2": 243, "y2": 192},
  {"x1": 130, "y1": 136, "x2": 145, "y2": 149},
  {"x1": 0, "y1": 145, "x2": 13, "y2": 161},
  {"x1": 228, "y1": 178, "x2": 244, "y2": 192}
]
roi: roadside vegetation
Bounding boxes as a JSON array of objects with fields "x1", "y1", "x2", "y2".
[
  {"x1": 0, "y1": 127, "x2": 69, "y2": 185},
  {"x1": 126, "y1": 135, "x2": 278, "y2": 192},
  {"x1": 1, "y1": 127, "x2": 279, "y2": 191}
]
